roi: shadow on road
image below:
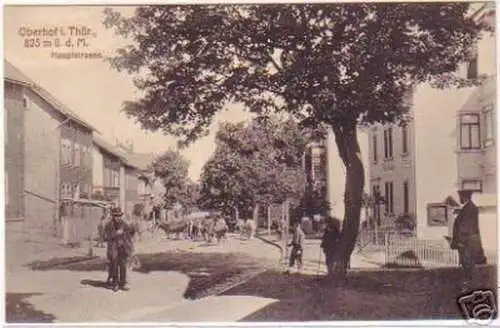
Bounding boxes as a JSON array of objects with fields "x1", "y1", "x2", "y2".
[
  {"x1": 221, "y1": 265, "x2": 497, "y2": 321},
  {"x1": 80, "y1": 279, "x2": 111, "y2": 290},
  {"x1": 28, "y1": 251, "x2": 273, "y2": 300},
  {"x1": 5, "y1": 293, "x2": 56, "y2": 323}
]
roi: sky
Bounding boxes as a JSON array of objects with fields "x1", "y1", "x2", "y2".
[{"x1": 3, "y1": 5, "x2": 251, "y2": 182}]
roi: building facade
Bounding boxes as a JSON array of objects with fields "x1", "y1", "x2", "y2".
[
  {"x1": 366, "y1": 4, "x2": 496, "y2": 248},
  {"x1": 92, "y1": 136, "x2": 125, "y2": 206},
  {"x1": 368, "y1": 117, "x2": 416, "y2": 228},
  {"x1": 60, "y1": 121, "x2": 93, "y2": 200},
  {"x1": 4, "y1": 60, "x2": 96, "y2": 236},
  {"x1": 5, "y1": 78, "x2": 25, "y2": 221}
]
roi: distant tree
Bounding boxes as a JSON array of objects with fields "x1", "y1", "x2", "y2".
[
  {"x1": 104, "y1": 3, "x2": 489, "y2": 280},
  {"x1": 179, "y1": 180, "x2": 201, "y2": 215},
  {"x1": 150, "y1": 149, "x2": 190, "y2": 210},
  {"x1": 200, "y1": 117, "x2": 309, "y2": 220}
]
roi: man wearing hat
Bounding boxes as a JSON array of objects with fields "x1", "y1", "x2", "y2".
[
  {"x1": 104, "y1": 206, "x2": 135, "y2": 292},
  {"x1": 450, "y1": 189, "x2": 486, "y2": 292},
  {"x1": 286, "y1": 220, "x2": 305, "y2": 274}
]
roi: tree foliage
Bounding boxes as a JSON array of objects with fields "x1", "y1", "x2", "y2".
[
  {"x1": 150, "y1": 149, "x2": 190, "y2": 209},
  {"x1": 199, "y1": 117, "x2": 309, "y2": 216},
  {"x1": 104, "y1": 3, "x2": 486, "y2": 144},
  {"x1": 104, "y1": 3, "x2": 488, "y2": 279}
]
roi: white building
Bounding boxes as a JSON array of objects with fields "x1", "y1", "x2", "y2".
[{"x1": 367, "y1": 3, "x2": 496, "y2": 253}]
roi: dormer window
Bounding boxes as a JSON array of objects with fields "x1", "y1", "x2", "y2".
[
  {"x1": 467, "y1": 55, "x2": 478, "y2": 80},
  {"x1": 22, "y1": 95, "x2": 30, "y2": 109}
]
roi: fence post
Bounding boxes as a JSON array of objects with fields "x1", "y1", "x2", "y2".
[
  {"x1": 86, "y1": 204, "x2": 93, "y2": 257},
  {"x1": 384, "y1": 231, "x2": 389, "y2": 265}
]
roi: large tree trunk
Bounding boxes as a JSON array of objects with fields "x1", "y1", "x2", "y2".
[{"x1": 329, "y1": 122, "x2": 365, "y2": 283}]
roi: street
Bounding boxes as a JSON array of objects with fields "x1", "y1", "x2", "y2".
[
  {"x1": 6, "y1": 232, "x2": 381, "y2": 323},
  {"x1": 6, "y1": 230, "x2": 498, "y2": 323}
]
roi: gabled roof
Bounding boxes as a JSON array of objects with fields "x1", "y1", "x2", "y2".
[
  {"x1": 93, "y1": 135, "x2": 128, "y2": 161},
  {"x1": 4, "y1": 59, "x2": 98, "y2": 132}
]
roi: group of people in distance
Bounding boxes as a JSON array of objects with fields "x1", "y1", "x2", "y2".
[{"x1": 97, "y1": 187, "x2": 484, "y2": 292}]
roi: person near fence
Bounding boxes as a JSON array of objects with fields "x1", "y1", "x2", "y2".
[
  {"x1": 104, "y1": 207, "x2": 136, "y2": 292},
  {"x1": 321, "y1": 217, "x2": 340, "y2": 275},
  {"x1": 286, "y1": 220, "x2": 305, "y2": 274},
  {"x1": 450, "y1": 189, "x2": 486, "y2": 292}
]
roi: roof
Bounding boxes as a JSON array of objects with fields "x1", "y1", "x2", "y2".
[
  {"x1": 4, "y1": 59, "x2": 98, "y2": 132},
  {"x1": 93, "y1": 135, "x2": 158, "y2": 171},
  {"x1": 124, "y1": 152, "x2": 158, "y2": 171},
  {"x1": 93, "y1": 135, "x2": 128, "y2": 161}
]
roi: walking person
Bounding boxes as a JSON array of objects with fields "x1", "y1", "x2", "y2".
[
  {"x1": 286, "y1": 221, "x2": 305, "y2": 274},
  {"x1": 449, "y1": 189, "x2": 486, "y2": 292},
  {"x1": 104, "y1": 207, "x2": 136, "y2": 292},
  {"x1": 321, "y1": 217, "x2": 341, "y2": 276},
  {"x1": 214, "y1": 215, "x2": 229, "y2": 244}
]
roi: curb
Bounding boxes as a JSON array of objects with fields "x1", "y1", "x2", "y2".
[
  {"x1": 29, "y1": 255, "x2": 100, "y2": 270},
  {"x1": 200, "y1": 267, "x2": 272, "y2": 299}
]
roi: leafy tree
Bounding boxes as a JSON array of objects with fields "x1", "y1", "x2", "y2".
[
  {"x1": 199, "y1": 117, "x2": 308, "y2": 220},
  {"x1": 104, "y1": 3, "x2": 488, "y2": 280},
  {"x1": 178, "y1": 180, "x2": 201, "y2": 214},
  {"x1": 150, "y1": 149, "x2": 190, "y2": 210}
]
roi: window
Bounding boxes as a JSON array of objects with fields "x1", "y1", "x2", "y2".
[
  {"x1": 462, "y1": 179, "x2": 483, "y2": 193},
  {"x1": 384, "y1": 181, "x2": 394, "y2": 214},
  {"x1": 467, "y1": 54, "x2": 478, "y2": 80},
  {"x1": 460, "y1": 113, "x2": 480, "y2": 149},
  {"x1": 112, "y1": 170, "x2": 120, "y2": 188},
  {"x1": 383, "y1": 127, "x2": 393, "y2": 159},
  {"x1": 402, "y1": 125, "x2": 409, "y2": 155},
  {"x1": 372, "y1": 134, "x2": 378, "y2": 163},
  {"x1": 80, "y1": 183, "x2": 90, "y2": 199},
  {"x1": 483, "y1": 105, "x2": 494, "y2": 147},
  {"x1": 86, "y1": 146, "x2": 93, "y2": 168},
  {"x1": 61, "y1": 139, "x2": 72, "y2": 165},
  {"x1": 104, "y1": 167, "x2": 112, "y2": 187},
  {"x1": 74, "y1": 143, "x2": 81, "y2": 167},
  {"x1": 22, "y1": 96, "x2": 30, "y2": 109},
  {"x1": 60, "y1": 183, "x2": 72, "y2": 199},
  {"x1": 73, "y1": 183, "x2": 80, "y2": 199},
  {"x1": 403, "y1": 181, "x2": 409, "y2": 213},
  {"x1": 372, "y1": 185, "x2": 381, "y2": 226}
]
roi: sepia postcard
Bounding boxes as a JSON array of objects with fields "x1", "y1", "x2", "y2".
[{"x1": 3, "y1": 1, "x2": 498, "y2": 325}]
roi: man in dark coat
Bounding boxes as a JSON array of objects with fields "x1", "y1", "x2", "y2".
[
  {"x1": 321, "y1": 217, "x2": 340, "y2": 275},
  {"x1": 451, "y1": 189, "x2": 486, "y2": 292},
  {"x1": 104, "y1": 207, "x2": 135, "y2": 292}
]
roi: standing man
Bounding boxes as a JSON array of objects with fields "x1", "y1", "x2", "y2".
[
  {"x1": 286, "y1": 220, "x2": 305, "y2": 274},
  {"x1": 321, "y1": 217, "x2": 340, "y2": 276},
  {"x1": 104, "y1": 207, "x2": 135, "y2": 292},
  {"x1": 450, "y1": 189, "x2": 486, "y2": 292}
]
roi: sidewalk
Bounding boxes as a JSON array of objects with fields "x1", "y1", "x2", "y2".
[{"x1": 6, "y1": 224, "x2": 95, "y2": 273}]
